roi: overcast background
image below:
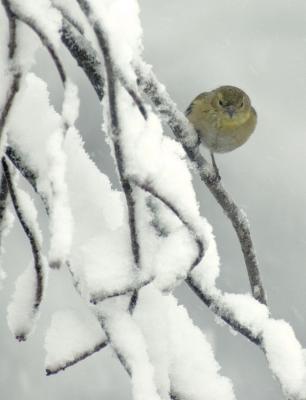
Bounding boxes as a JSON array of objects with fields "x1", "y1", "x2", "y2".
[{"x1": 1, "y1": 0, "x2": 306, "y2": 399}]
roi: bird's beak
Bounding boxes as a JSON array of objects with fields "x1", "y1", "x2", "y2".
[{"x1": 226, "y1": 105, "x2": 235, "y2": 118}]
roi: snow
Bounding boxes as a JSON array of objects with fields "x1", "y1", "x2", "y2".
[
  {"x1": 6, "y1": 174, "x2": 47, "y2": 340},
  {"x1": 0, "y1": 208, "x2": 15, "y2": 290},
  {"x1": 62, "y1": 80, "x2": 80, "y2": 126},
  {"x1": 262, "y1": 319, "x2": 306, "y2": 398},
  {"x1": 86, "y1": 0, "x2": 142, "y2": 82},
  {"x1": 2, "y1": 2, "x2": 306, "y2": 400},
  {"x1": 10, "y1": 0, "x2": 62, "y2": 48},
  {"x1": 97, "y1": 300, "x2": 162, "y2": 400},
  {"x1": 77, "y1": 231, "x2": 135, "y2": 299},
  {"x1": 45, "y1": 308, "x2": 106, "y2": 371},
  {"x1": 134, "y1": 285, "x2": 236, "y2": 400},
  {"x1": 0, "y1": 5, "x2": 9, "y2": 109},
  {"x1": 7, "y1": 264, "x2": 43, "y2": 340},
  {"x1": 6, "y1": 73, "x2": 73, "y2": 268},
  {"x1": 222, "y1": 292, "x2": 269, "y2": 335},
  {"x1": 45, "y1": 130, "x2": 73, "y2": 268}
]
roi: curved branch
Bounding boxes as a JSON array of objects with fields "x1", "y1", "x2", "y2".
[
  {"x1": 136, "y1": 63, "x2": 267, "y2": 306},
  {"x1": 0, "y1": 0, "x2": 21, "y2": 146},
  {"x1": 10, "y1": 9, "x2": 66, "y2": 84},
  {"x1": 52, "y1": 2, "x2": 84, "y2": 35},
  {"x1": 60, "y1": 16, "x2": 147, "y2": 119},
  {"x1": 2, "y1": 157, "x2": 45, "y2": 340},
  {"x1": 76, "y1": 0, "x2": 141, "y2": 273},
  {"x1": 6, "y1": 146, "x2": 37, "y2": 191},
  {"x1": 60, "y1": 19, "x2": 105, "y2": 100},
  {"x1": 132, "y1": 178, "x2": 204, "y2": 273}
]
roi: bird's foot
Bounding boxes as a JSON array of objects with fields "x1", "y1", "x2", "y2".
[{"x1": 206, "y1": 170, "x2": 221, "y2": 185}]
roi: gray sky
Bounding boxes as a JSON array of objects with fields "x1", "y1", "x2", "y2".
[{"x1": 1, "y1": 1, "x2": 306, "y2": 399}]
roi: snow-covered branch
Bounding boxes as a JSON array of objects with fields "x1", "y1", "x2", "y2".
[{"x1": 2, "y1": 157, "x2": 47, "y2": 341}]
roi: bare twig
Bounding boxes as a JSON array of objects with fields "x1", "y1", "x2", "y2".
[
  {"x1": 2, "y1": 157, "x2": 45, "y2": 341},
  {"x1": 136, "y1": 63, "x2": 267, "y2": 305}
]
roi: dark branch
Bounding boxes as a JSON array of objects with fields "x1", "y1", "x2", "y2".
[
  {"x1": 53, "y1": 3, "x2": 84, "y2": 35},
  {"x1": 0, "y1": 171, "x2": 9, "y2": 234},
  {"x1": 133, "y1": 179, "x2": 205, "y2": 272},
  {"x1": 2, "y1": 157, "x2": 45, "y2": 340},
  {"x1": 6, "y1": 146, "x2": 37, "y2": 191},
  {"x1": 11, "y1": 10, "x2": 66, "y2": 84},
  {"x1": 90, "y1": 277, "x2": 154, "y2": 304},
  {"x1": 46, "y1": 339, "x2": 108, "y2": 376},
  {"x1": 186, "y1": 275, "x2": 262, "y2": 346},
  {"x1": 60, "y1": 20, "x2": 105, "y2": 100},
  {"x1": 60, "y1": 17, "x2": 147, "y2": 119},
  {"x1": 76, "y1": 0, "x2": 141, "y2": 274}
]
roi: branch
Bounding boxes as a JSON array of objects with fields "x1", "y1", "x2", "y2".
[
  {"x1": 0, "y1": 0, "x2": 21, "y2": 146},
  {"x1": 46, "y1": 339, "x2": 108, "y2": 376},
  {"x1": 90, "y1": 277, "x2": 154, "y2": 305},
  {"x1": 186, "y1": 275, "x2": 262, "y2": 346},
  {"x1": 2, "y1": 157, "x2": 46, "y2": 341},
  {"x1": 60, "y1": 16, "x2": 147, "y2": 119},
  {"x1": 136, "y1": 62, "x2": 267, "y2": 306},
  {"x1": 60, "y1": 19, "x2": 105, "y2": 100},
  {"x1": 52, "y1": 2, "x2": 84, "y2": 35},
  {"x1": 9, "y1": 7, "x2": 66, "y2": 84},
  {"x1": 133, "y1": 179, "x2": 204, "y2": 272},
  {"x1": 76, "y1": 0, "x2": 141, "y2": 274},
  {"x1": 6, "y1": 146, "x2": 37, "y2": 191}
]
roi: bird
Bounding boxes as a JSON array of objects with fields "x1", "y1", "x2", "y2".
[{"x1": 185, "y1": 85, "x2": 257, "y2": 180}]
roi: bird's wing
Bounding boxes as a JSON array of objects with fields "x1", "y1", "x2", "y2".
[{"x1": 185, "y1": 92, "x2": 211, "y2": 116}]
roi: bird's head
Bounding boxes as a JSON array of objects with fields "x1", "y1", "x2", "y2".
[{"x1": 211, "y1": 85, "x2": 251, "y2": 125}]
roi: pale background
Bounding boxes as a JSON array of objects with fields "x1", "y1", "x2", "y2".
[{"x1": 1, "y1": 1, "x2": 306, "y2": 399}]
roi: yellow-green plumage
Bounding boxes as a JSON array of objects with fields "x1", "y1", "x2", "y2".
[{"x1": 186, "y1": 86, "x2": 257, "y2": 153}]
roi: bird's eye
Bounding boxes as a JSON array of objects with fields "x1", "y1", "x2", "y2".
[
  {"x1": 239, "y1": 101, "x2": 244, "y2": 108},
  {"x1": 219, "y1": 99, "x2": 224, "y2": 106}
]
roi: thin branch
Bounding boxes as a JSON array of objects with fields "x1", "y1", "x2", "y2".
[
  {"x1": 52, "y1": 2, "x2": 84, "y2": 35},
  {"x1": 133, "y1": 178, "x2": 204, "y2": 272},
  {"x1": 6, "y1": 146, "x2": 37, "y2": 191},
  {"x1": 60, "y1": 17, "x2": 147, "y2": 119},
  {"x1": 186, "y1": 275, "x2": 262, "y2": 346},
  {"x1": 90, "y1": 277, "x2": 154, "y2": 305},
  {"x1": 60, "y1": 19, "x2": 105, "y2": 100},
  {"x1": 10, "y1": 10, "x2": 66, "y2": 84},
  {"x1": 75, "y1": 0, "x2": 147, "y2": 378},
  {"x1": 0, "y1": 1, "x2": 21, "y2": 146},
  {"x1": 2, "y1": 157, "x2": 45, "y2": 340},
  {"x1": 0, "y1": 171, "x2": 9, "y2": 231},
  {"x1": 46, "y1": 339, "x2": 108, "y2": 376},
  {"x1": 76, "y1": 0, "x2": 141, "y2": 273},
  {"x1": 136, "y1": 63, "x2": 267, "y2": 305}
]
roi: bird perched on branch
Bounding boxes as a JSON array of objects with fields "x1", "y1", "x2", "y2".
[{"x1": 186, "y1": 85, "x2": 257, "y2": 179}]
